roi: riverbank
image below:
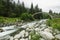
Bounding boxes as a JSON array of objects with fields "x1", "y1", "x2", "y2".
[
  {"x1": 0, "y1": 17, "x2": 23, "y2": 27},
  {"x1": 46, "y1": 18, "x2": 60, "y2": 31},
  {"x1": 0, "y1": 16, "x2": 35, "y2": 27}
]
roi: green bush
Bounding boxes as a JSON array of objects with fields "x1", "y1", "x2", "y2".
[
  {"x1": 30, "y1": 31, "x2": 40, "y2": 40},
  {"x1": 20, "y1": 13, "x2": 34, "y2": 21}
]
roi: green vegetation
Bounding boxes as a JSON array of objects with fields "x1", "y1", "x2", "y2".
[
  {"x1": 20, "y1": 13, "x2": 34, "y2": 21},
  {"x1": 0, "y1": 0, "x2": 46, "y2": 23},
  {"x1": 0, "y1": 0, "x2": 60, "y2": 26},
  {"x1": 46, "y1": 18, "x2": 60, "y2": 31},
  {"x1": 0, "y1": 17, "x2": 20, "y2": 24},
  {"x1": 0, "y1": 0, "x2": 41, "y2": 17},
  {"x1": 30, "y1": 31, "x2": 41, "y2": 40},
  {"x1": 43, "y1": 13, "x2": 51, "y2": 19}
]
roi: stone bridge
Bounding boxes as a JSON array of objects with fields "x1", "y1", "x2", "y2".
[{"x1": 32, "y1": 12, "x2": 53, "y2": 19}]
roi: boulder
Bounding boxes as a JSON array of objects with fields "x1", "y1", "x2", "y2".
[
  {"x1": 44, "y1": 27, "x2": 53, "y2": 33},
  {"x1": 55, "y1": 34, "x2": 60, "y2": 40},
  {"x1": 40, "y1": 38, "x2": 45, "y2": 40},
  {"x1": 39, "y1": 31, "x2": 54, "y2": 40},
  {"x1": 54, "y1": 29, "x2": 60, "y2": 34},
  {"x1": 20, "y1": 38, "x2": 28, "y2": 40},
  {"x1": 0, "y1": 28, "x2": 4, "y2": 32},
  {"x1": 35, "y1": 28, "x2": 40, "y2": 32}
]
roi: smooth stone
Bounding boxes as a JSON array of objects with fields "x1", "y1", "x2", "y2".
[
  {"x1": 40, "y1": 38, "x2": 45, "y2": 40},
  {"x1": 14, "y1": 30, "x2": 25, "y2": 39},
  {"x1": 10, "y1": 36, "x2": 14, "y2": 40},
  {"x1": 25, "y1": 32, "x2": 29, "y2": 37},
  {"x1": 35, "y1": 28, "x2": 40, "y2": 32},
  {"x1": 39, "y1": 31, "x2": 54, "y2": 40},
  {"x1": 15, "y1": 39, "x2": 18, "y2": 40},
  {"x1": 54, "y1": 29, "x2": 60, "y2": 34},
  {"x1": 55, "y1": 34, "x2": 60, "y2": 39},
  {"x1": 20, "y1": 38, "x2": 28, "y2": 40},
  {"x1": 44, "y1": 27, "x2": 53, "y2": 33}
]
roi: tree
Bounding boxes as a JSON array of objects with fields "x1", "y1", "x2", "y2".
[
  {"x1": 29, "y1": 3, "x2": 34, "y2": 14},
  {"x1": 35, "y1": 4, "x2": 39, "y2": 12},
  {"x1": 0, "y1": 0, "x2": 4, "y2": 16},
  {"x1": 22, "y1": 2, "x2": 26, "y2": 13},
  {"x1": 49, "y1": 10, "x2": 53, "y2": 14},
  {"x1": 17, "y1": 0, "x2": 20, "y2": 5},
  {"x1": 39, "y1": 9, "x2": 42, "y2": 12}
]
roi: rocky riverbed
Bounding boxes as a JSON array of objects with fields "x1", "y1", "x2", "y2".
[{"x1": 0, "y1": 19, "x2": 60, "y2": 40}]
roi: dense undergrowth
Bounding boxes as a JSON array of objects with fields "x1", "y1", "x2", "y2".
[{"x1": 46, "y1": 18, "x2": 60, "y2": 31}]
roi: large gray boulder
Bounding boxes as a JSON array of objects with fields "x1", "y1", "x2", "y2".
[
  {"x1": 55, "y1": 34, "x2": 60, "y2": 40},
  {"x1": 39, "y1": 31, "x2": 54, "y2": 40}
]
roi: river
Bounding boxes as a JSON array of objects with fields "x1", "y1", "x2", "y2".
[{"x1": 0, "y1": 19, "x2": 59, "y2": 40}]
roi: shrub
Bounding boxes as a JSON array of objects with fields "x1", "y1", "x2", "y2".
[
  {"x1": 30, "y1": 31, "x2": 40, "y2": 40},
  {"x1": 20, "y1": 13, "x2": 34, "y2": 21}
]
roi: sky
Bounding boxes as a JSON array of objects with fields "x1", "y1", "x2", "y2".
[{"x1": 14, "y1": 0, "x2": 60, "y2": 13}]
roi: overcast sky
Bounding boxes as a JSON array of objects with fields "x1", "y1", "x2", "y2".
[{"x1": 14, "y1": 0, "x2": 60, "y2": 13}]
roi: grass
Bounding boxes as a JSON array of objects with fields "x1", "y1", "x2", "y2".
[
  {"x1": 46, "y1": 18, "x2": 60, "y2": 31},
  {"x1": 0, "y1": 17, "x2": 21, "y2": 24}
]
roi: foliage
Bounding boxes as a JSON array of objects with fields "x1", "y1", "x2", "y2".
[
  {"x1": 0, "y1": 17, "x2": 19, "y2": 24},
  {"x1": 30, "y1": 31, "x2": 40, "y2": 40},
  {"x1": 20, "y1": 13, "x2": 34, "y2": 21},
  {"x1": 43, "y1": 13, "x2": 51, "y2": 19},
  {"x1": 46, "y1": 18, "x2": 60, "y2": 31},
  {"x1": 0, "y1": 0, "x2": 43, "y2": 17}
]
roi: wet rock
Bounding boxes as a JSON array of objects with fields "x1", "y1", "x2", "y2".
[
  {"x1": 35, "y1": 28, "x2": 40, "y2": 32},
  {"x1": 40, "y1": 38, "x2": 45, "y2": 40},
  {"x1": 15, "y1": 39, "x2": 18, "y2": 40},
  {"x1": 10, "y1": 36, "x2": 14, "y2": 40},
  {"x1": 55, "y1": 34, "x2": 60, "y2": 40},
  {"x1": 14, "y1": 30, "x2": 25, "y2": 39},
  {"x1": 39, "y1": 31, "x2": 54, "y2": 40},
  {"x1": 40, "y1": 27, "x2": 46, "y2": 31},
  {"x1": 14, "y1": 34, "x2": 21, "y2": 39},
  {"x1": 40, "y1": 24, "x2": 46, "y2": 27},
  {"x1": 0, "y1": 28, "x2": 4, "y2": 32},
  {"x1": 24, "y1": 32, "x2": 29, "y2": 37},
  {"x1": 26, "y1": 28, "x2": 33, "y2": 32},
  {"x1": 54, "y1": 29, "x2": 60, "y2": 34},
  {"x1": 44, "y1": 27, "x2": 53, "y2": 33},
  {"x1": 20, "y1": 38, "x2": 28, "y2": 40}
]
